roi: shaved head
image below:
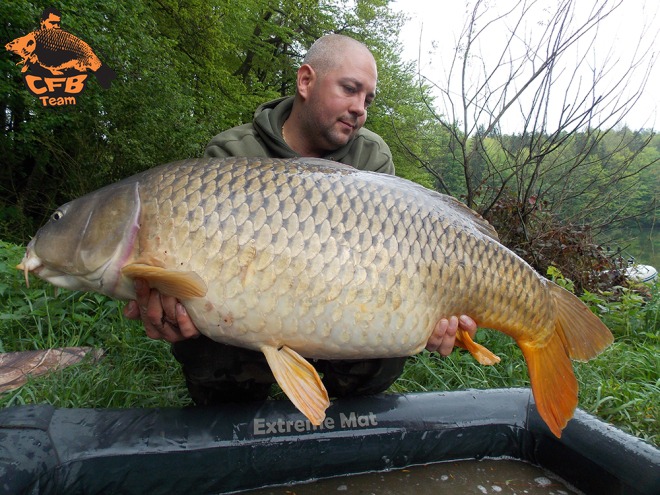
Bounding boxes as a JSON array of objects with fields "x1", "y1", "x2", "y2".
[
  {"x1": 303, "y1": 34, "x2": 376, "y2": 76},
  {"x1": 284, "y1": 34, "x2": 378, "y2": 157}
]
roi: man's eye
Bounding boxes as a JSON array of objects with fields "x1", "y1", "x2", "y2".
[{"x1": 344, "y1": 85, "x2": 356, "y2": 94}]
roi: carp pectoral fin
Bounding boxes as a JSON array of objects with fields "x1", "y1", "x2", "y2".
[
  {"x1": 519, "y1": 334, "x2": 578, "y2": 439},
  {"x1": 121, "y1": 264, "x2": 207, "y2": 298},
  {"x1": 455, "y1": 329, "x2": 501, "y2": 365},
  {"x1": 261, "y1": 345, "x2": 330, "y2": 426}
]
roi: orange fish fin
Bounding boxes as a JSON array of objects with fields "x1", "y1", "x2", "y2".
[
  {"x1": 549, "y1": 282, "x2": 613, "y2": 361},
  {"x1": 261, "y1": 345, "x2": 329, "y2": 426},
  {"x1": 121, "y1": 264, "x2": 207, "y2": 298},
  {"x1": 455, "y1": 329, "x2": 501, "y2": 365},
  {"x1": 519, "y1": 334, "x2": 577, "y2": 438}
]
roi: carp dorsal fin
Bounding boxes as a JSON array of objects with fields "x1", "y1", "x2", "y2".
[
  {"x1": 437, "y1": 194, "x2": 500, "y2": 241},
  {"x1": 455, "y1": 328, "x2": 501, "y2": 365},
  {"x1": 121, "y1": 264, "x2": 207, "y2": 298},
  {"x1": 261, "y1": 345, "x2": 330, "y2": 426},
  {"x1": 293, "y1": 157, "x2": 356, "y2": 172}
]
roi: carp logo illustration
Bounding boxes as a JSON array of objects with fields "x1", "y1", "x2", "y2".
[{"x1": 5, "y1": 7, "x2": 116, "y2": 107}]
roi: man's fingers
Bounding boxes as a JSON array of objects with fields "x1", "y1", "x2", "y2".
[
  {"x1": 176, "y1": 303, "x2": 201, "y2": 339},
  {"x1": 134, "y1": 278, "x2": 150, "y2": 302},
  {"x1": 426, "y1": 316, "x2": 463, "y2": 356},
  {"x1": 458, "y1": 315, "x2": 477, "y2": 337},
  {"x1": 438, "y1": 316, "x2": 459, "y2": 357},
  {"x1": 160, "y1": 294, "x2": 179, "y2": 326},
  {"x1": 123, "y1": 279, "x2": 150, "y2": 321},
  {"x1": 128, "y1": 278, "x2": 208, "y2": 343},
  {"x1": 143, "y1": 288, "x2": 165, "y2": 326},
  {"x1": 425, "y1": 318, "x2": 448, "y2": 352},
  {"x1": 123, "y1": 299, "x2": 140, "y2": 320},
  {"x1": 146, "y1": 322, "x2": 186, "y2": 342}
]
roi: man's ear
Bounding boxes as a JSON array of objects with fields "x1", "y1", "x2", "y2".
[{"x1": 297, "y1": 64, "x2": 316, "y2": 100}]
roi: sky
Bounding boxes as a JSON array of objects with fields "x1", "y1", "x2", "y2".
[{"x1": 391, "y1": 0, "x2": 660, "y2": 132}]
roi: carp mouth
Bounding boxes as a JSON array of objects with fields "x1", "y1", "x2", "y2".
[
  {"x1": 16, "y1": 245, "x2": 43, "y2": 288},
  {"x1": 16, "y1": 243, "x2": 115, "y2": 293}
]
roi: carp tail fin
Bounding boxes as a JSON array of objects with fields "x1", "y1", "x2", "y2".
[
  {"x1": 519, "y1": 334, "x2": 577, "y2": 438},
  {"x1": 262, "y1": 345, "x2": 330, "y2": 426},
  {"x1": 518, "y1": 283, "x2": 613, "y2": 438},
  {"x1": 549, "y1": 282, "x2": 613, "y2": 361}
]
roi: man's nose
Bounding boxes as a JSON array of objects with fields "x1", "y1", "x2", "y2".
[{"x1": 348, "y1": 96, "x2": 366, "y2": 117}]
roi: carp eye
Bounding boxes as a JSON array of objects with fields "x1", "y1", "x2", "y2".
[{"x1": 51, "y1": 210, "x2": 64, "y2": 221}]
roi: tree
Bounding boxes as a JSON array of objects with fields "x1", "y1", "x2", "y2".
[
  {"x1": 0, "y1": 0, "x2": 434, "y2": 243},
  {"x1": 410, "y1": 0, "x2": 657, "y2": 234}
]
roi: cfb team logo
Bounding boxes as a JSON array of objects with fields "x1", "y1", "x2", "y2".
[{"x1": 5, "y1": 7, "x2": 116, "y2": 107}]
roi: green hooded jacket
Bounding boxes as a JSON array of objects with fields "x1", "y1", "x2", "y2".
[{"x1": 204, "y1": 96, "x2": 394, "y2": 175}]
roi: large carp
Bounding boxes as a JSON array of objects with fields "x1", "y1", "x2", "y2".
[{"x1": 18, "y1": 157, "x2": 613, "y2": 437}]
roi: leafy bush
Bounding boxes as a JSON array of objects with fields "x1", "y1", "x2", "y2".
[{"x1": 484, "y1": 194, "x2": 627, "y2": 293}]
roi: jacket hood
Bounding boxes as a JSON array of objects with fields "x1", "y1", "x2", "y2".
[{"x1": 253, "y1": 96, "x2": 364, "y2": 162}]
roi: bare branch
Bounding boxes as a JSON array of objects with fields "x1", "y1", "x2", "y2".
[{"x1": 416, "y1": 0, "x2": 657, "y2": 232}]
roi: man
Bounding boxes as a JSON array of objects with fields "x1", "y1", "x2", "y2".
[
  {"x1": 40, "y1": 8, "x2": 62, "y2": 30},
  {"x1": 124, "y1": 34, "x2": 477, "y2": 405}
]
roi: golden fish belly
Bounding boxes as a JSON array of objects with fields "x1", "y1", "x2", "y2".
[{"x1": 135, "y1": 157, "x2": 555, "y2": 358}]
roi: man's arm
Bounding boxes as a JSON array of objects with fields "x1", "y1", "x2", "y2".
[{"x1": 204, "y1": 145, "x2": 231, "y2": 158}]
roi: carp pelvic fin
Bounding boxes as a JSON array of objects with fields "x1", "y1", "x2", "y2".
[
  {"x1": 455, "y1": 329, "x2": 501, "y2": 365},
  {"x1": 261, "y1": 345, "x2": 330, "y2": 426},
  {"x1": 121, "y1": 264, "x2": 207, "y2": 298}
]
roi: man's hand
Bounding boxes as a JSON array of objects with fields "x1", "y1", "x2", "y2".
[
  {"x1": 123, "y1": 279, "x2": 201, "y2": 342},
  {"x1": 425, "y1": 315, "x2": 477, "y2": 356}
]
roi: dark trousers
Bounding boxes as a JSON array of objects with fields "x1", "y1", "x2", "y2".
[{"x1": 172, "y1": 335, "x2": 407, "y2": 405}]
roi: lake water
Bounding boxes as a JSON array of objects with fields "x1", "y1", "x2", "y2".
[
  {"x1": 599, "y1": 226, "x2": 659, "y2": 269},
  {"x1": 244, "y1": 459, "x2": 582, "y2": 495}
]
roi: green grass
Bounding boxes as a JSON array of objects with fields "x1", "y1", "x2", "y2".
[
  {"x1": 0, "y1": 240, "x2": 190, "y2": 409},
  {"x1": 1, "y1": 240, "x2": 658, "y2": 446}
]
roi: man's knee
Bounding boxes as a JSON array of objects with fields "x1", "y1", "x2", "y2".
[
  {"x1": 172, "y1": 336, "x2": 275, "y2": 404},
  {"x1": 317, "y1": 357, "x2": 407, "y2": 398}
]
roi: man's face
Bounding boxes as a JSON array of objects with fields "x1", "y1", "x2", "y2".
[
  {"x1": 41, "y1": 14, "x2": 61, "y2": 29},
  {"x1": 303, "y1": 49, "x2": 377, "y2": 153}
]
